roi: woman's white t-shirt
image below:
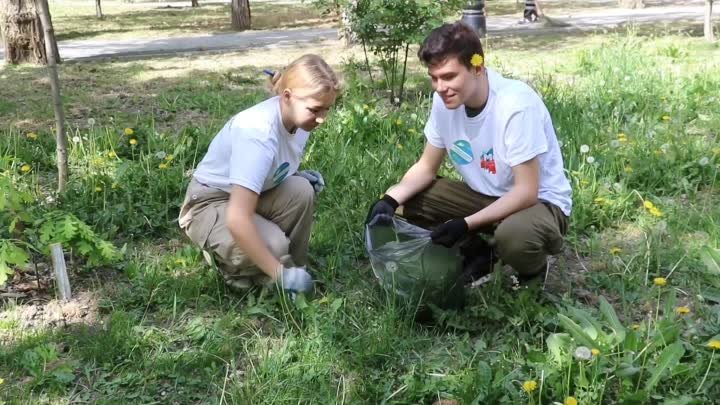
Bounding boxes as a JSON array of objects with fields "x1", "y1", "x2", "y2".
[
  {"x1": 193, "y1": 96, "x2": 309, "y2": 194},
  {"x1": 424, "y1": 68, "x2": 572, "y2": 216}
]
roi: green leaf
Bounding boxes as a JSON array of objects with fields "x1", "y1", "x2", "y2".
[
  {"x1": 547, "y1": 333, "x2": 571, "y2": 365},
  {"x1": 617, "y1": 363, "x2": 641, "y2": 377},
  {"x1": 645, "y1": 342, "x2": 684, "y2": 392},
  {"x1": 62, "y1": 217, "x2": 77, "y2": 241},
  {"x1": 699, "y1": 246, "x2": 720, "y2": 275},
  {"x1": 0, "y1": 261, "x2": 11, "y2": 286},
  {"x1": 558, "y1": 314, "x2": 598, "y2": 349},
  {"x1": 662, "y1": 396, "x2": 701, "y2": 405},
  {"x1": 599, "y1": 296, "x2": 626, "y2": 344}
]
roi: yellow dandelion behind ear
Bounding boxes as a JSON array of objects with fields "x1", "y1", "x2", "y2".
[{"x1": 470, "y1": 53, "x2": 484, "y2": 67}]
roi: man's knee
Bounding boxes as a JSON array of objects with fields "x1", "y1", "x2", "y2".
[
  {"x1": 493, "y1": 217, "x2": 544, "y2": 274},
  {"x1": 285, "y1": 175, "x2": 315, "y2": 206}
]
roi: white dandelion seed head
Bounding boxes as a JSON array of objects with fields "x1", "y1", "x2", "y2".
[
  {"x1": 155, "y1": 151, "x2": 167, "y2": 160},
  {"x1": 87, "y1": 118, "x2": 96, "y2": 126},
  {"x1": 72, "y1": 136, "x2": 81, "y2": 143},
  {"x1": 586, "y1": 156, "x2": 596, "y2": 164},
  {"x1": 699, "y1": 157, "x2": 710, "y2": 166},
  {"x1": 574, "y1": 346, "x2": 592, "y2": 361},
  {"x1": 660, "y1": 143, "x2": 670, "y2": 152},
  {"x1": 610, "y1": 140, "x2": 621, "y2": 148},
  {"x1": 580, "y1": 144, "x2": 590, "y2": 154}
]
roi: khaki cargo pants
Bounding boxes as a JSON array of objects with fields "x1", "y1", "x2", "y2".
[
  {"x1": 401, "y1": 179, "x2": 569, "y2": 276},
  {"x1": 178, "y1": 176, "x2": 315, "y2": 289}
]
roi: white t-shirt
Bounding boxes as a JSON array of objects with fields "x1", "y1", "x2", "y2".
[
  {"x1": 193, "y1": 97, "x2": 309, "y2": 194},
  {"x1": 424, "y1": 68, "x2": 572, "y2": 216}
]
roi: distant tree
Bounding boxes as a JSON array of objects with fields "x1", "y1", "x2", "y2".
[
  {"x1": 96, "y1": 0, "x2": 103, "y2": 19},
  {"x1": 191, "y1": 0, "x2": 199, "y2": 7},
  {"x1": 231, "y1": 0, "x2": 250, "y2": 30},
  {"x1": 0, "y1": 0, "x2": 58, "y2": 64},
  {"x1": 705, "y1": 0, "x2": 715, "y2": 42}
]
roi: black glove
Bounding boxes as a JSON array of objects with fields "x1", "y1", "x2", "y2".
[
  {"x1": 365, "y1": 194, "x2": 399, "y2": 226},
  {"x1": 431, "y1": 218, "x2": 469, "y2": 247}
]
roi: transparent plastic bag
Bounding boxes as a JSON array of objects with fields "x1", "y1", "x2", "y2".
[{"x1": 365, "y1": 217, "x2": 465, "y2": 309}]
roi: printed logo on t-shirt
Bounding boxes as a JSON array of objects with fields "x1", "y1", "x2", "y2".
[
  {"x1": 273, "y1": 162, "x2": 290, "y2": 185},
  {"x1": 449, "y1": 140, "x2": 474, "y2": 165},
  {"x1": 479, "y1": 148, "x2": 496, "y2": 174}
]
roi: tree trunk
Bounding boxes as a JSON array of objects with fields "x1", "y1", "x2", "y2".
[
  {"x1": 36, "y1": 0, "x2": 67, "y2": 193},
  {"x1": 95, "y1": 0, "x2": 103, "y2": 19},
  {"x1": 705, "y1": 0, "x2": 715, "y2": 42},
  {"x1": 191, "y1": 0, "x2": 199, "y2": 7},
  {"x1": 0, "y1": 0, "x2": 47, "y2": 64},
  {"x1": 617, "y1": 0, "x2": 645, "y2": 8},
  {"x1": 230, "y1": 0, "x2": 250, "y2": 31}
]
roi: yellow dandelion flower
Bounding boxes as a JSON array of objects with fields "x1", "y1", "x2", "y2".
[
  {"x1": 363, "y1": 104, "x2": 369, "y2": 110},
  {"x1": 643, "y1": 201, "x2": 655, "y2": 209},
  {"x1": 675, "y1": 306, "x2": 690, "y2": 315},
  {"x1": 708, "y1": 340, "x2": 720, "y2": 350},
  {"x1": 624, "y1": 166, "x2": 633, "y2": 173},
  {"x1": 129, "y1": 138, "x2": 138, "y2": 145},
  {"x1": 396, "y1": 143, "x2": 403, "y2": 150},
  {"x1": 175, "y1": 258, "x2": 185, "y2": 265},
  {"x1": 617, "y1": 132, "x2": 627, "y2": 139},
  {"x1": 159, "y1": 163, "x2": 168, "y2": 169},
  {"x1": 107, "y1": 151, "x2": 117, "y2": 158},
  {"x1": 0, "y1": 377, "x2": 4, "y2": 385},
  {"x1": 470, "y1": 53, "x2": 484, "y2": 67},
  {"x1": 395, "y1": 119, "x2": 403, "y2": 126},
  {"x1": 610, "y1": 247, "x2": 622, "y2": 255},
  {"x1": 20, "y1": 164, "x2": 31, "y2": 173},
  {"x1": 591, "y1": 348, "x2": 600, "y2": 356},
  {"x1": 649, "y1": 207, "x2": 663, "y2": 217},
  {"x1": 124, "y1": 128, "x2": 135, "y2": 135},
  {"x1": 661, "y1": 115, "x2": 671, "y2": 121},
  {"x1": 632, "y1": 324, "x2": 641, "y2": 330},
  {"x1": 565, "y1": 396, "x2": 578, "y2": 405},
  {"x1": 95, "y1": 186, "x2": 103, "y2": 192},
  {"x1": 654, "y1": 277, "x2": 667, "y2": 286},
  {"x1": 522, "y1": 380, "x2": 538, "y2": 393},
  {"x1": 580, "y1": 180, "x2": 590, "y2": 186},
  {"x1": 408, "y1": 128, "x2": 417, "y2": 134},
  {"x1": 111, "y1": 183, "x2": 119, "y2": 189},
  {"x1": 594, "y1": 197, "x2": 606, "y2": 204},
  {"x1": 26, "y1": 132, "x2": 38, "y2": 140},
  {"x1": 165, "y1": 154, "x2": 174, "y2": 161}
]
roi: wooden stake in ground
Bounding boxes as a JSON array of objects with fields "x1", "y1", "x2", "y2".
[
  {"x1": 36, "y1": 0, "x2": 68, "y2": 193},
  {"x1": 50, "y1": 243, "x2": 72, "y2": 300}
]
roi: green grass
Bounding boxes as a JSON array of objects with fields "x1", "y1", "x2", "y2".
[
  {"x1": 1, "y1": 31, "x2": 720, "y2": 404},
  {"x1": 46, "y1": 0, "x2": 333, "y2": 41}
]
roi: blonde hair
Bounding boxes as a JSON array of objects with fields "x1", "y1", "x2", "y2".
[{"x1": 270, "y1": 54, "x2": 341, "y2": 98}]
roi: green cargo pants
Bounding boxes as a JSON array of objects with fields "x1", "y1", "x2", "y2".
[{"x1": 401, "y1": 178, "x2": 569, "y2": 276}]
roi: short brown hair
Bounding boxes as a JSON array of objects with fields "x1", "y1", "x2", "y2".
[{"x1": 418, "y1": 22, "x2": 484, "y2": 69}]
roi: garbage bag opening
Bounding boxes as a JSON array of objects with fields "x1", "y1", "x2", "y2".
[{"x1": 365, "y1": 217, "x2": 465, "y2": 310}]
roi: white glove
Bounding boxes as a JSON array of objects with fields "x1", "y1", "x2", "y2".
[
  {"x1": 296, "y1": 170, "x2": 325, "y2": 194},
  {"x1": 278, "y1": 266, "x2": 313, "y2": 294}
]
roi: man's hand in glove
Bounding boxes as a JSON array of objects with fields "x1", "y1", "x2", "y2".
[
  {"x1": 430, "y1": 218, "x2": 469, "y2": 247},
  {"x1": 365, "y1": 194, "x2": 399, "y2": 226},
  {"x1": 296, "y1": 170, "x2": 325, "y2": 193}
]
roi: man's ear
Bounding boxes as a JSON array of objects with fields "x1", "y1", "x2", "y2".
[
  {"x1": 282, "y1": 88, "x2": 293, "y2": 101},
  {"x1": 473, "y1": 65, "x2": 484, "y2": 76}
]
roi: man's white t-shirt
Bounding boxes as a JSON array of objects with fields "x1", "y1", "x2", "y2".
[
  {"x1": 193, "y1": 96, "x2": 309, "y2": 194},
  {"x1": 424, "y1": 68, "x2": 572, "y2": 216}
]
